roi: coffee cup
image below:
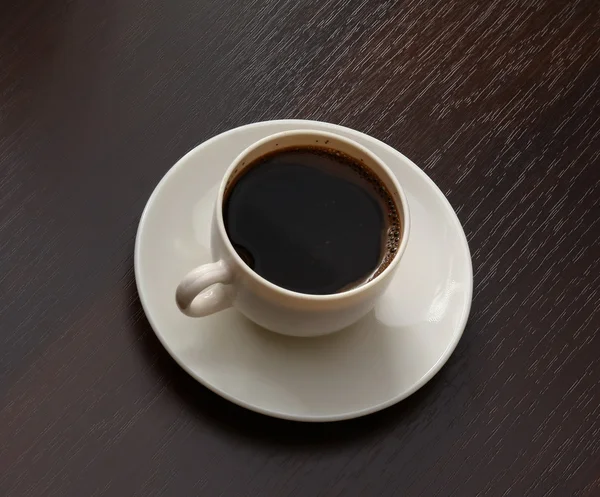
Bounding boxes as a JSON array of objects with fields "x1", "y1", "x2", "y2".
[{"x1": 175, "y1": 130, "x2": 410, "y2": 337}]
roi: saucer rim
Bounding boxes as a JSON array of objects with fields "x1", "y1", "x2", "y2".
[{"x1": 134, "y1": 119, "x2": 473, "y2": 422}]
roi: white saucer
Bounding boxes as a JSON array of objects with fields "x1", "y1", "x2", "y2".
[{"x1": 135, "y1": 120, "x2": 473, "y2": 422}]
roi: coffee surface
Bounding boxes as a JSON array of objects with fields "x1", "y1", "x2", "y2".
[{"x1": 223, "y1": 146, "x2": 400, "y2": 294}]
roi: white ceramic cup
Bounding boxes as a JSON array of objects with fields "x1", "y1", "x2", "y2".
[{"x1": 175, "y1": 130, "x2": 410, "y2": 337}]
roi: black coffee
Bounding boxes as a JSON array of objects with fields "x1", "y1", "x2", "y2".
[{"x1": 223, "y1": 146, "x2": 400, "y2": 295}]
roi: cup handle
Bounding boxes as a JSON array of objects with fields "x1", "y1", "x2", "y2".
[{"x1": 175, "y1": 260, "x2": 233, "y2": 317}]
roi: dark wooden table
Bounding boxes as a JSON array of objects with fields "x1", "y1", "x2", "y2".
[{"x1": 2, "y1": 0, "x2": 599, "y2": 495}]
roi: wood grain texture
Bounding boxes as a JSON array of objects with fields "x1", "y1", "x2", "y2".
[{"x1": 1, "y1": 0, "x2": 599, "y2": 495}]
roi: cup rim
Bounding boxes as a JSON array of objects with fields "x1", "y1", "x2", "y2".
[{"x1": 215, "y1": 129, "x2": 411, "y2": 302}]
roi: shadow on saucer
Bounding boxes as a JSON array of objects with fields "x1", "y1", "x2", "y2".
[{"x1": 128, "y1": 278, "x2": 458, "y2": 451}]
